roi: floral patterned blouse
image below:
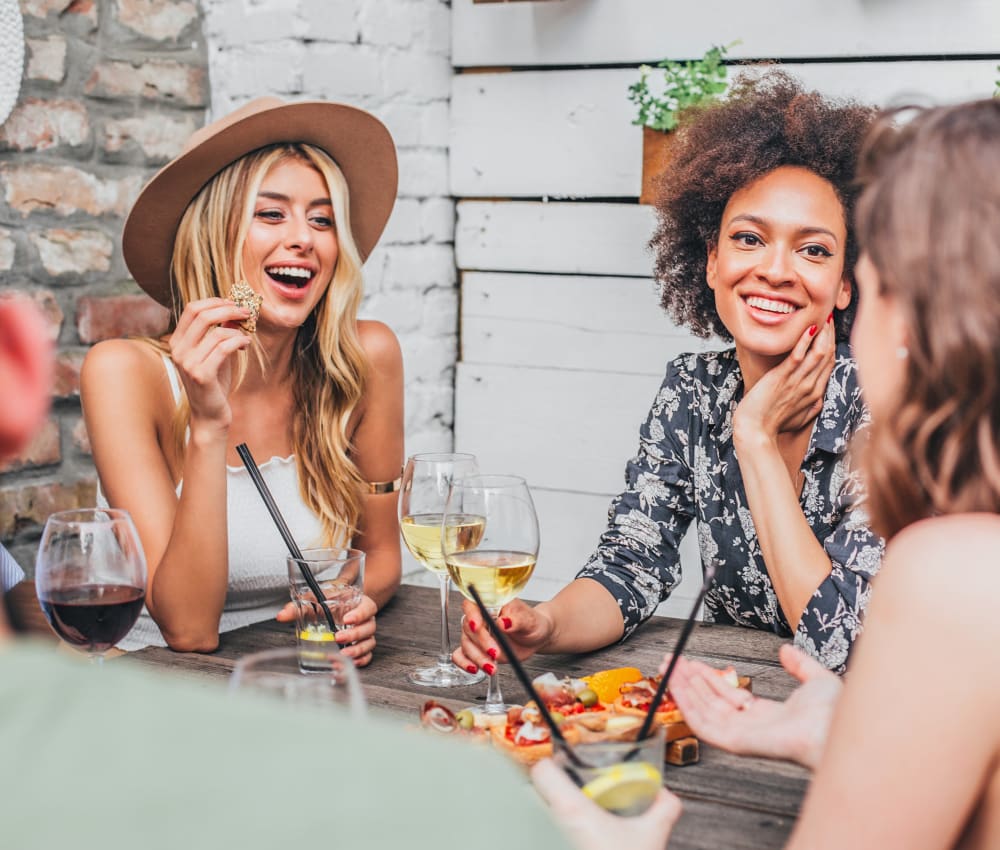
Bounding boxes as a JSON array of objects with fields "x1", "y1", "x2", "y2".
[{"x1": 577, "y1": 344, "x2": 884, "y2": 673}]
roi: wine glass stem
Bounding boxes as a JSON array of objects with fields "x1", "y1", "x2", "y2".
[
  {"x1": 483, "y1": 606, "x2": 504, "y2": 714},
  {"x1": 436, "y1": 574, "x2": 453, "y2": 668}
]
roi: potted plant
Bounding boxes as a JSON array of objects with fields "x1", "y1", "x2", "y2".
[{"x1": 627, "y1": 44, "x2": 733, "y2": 204}]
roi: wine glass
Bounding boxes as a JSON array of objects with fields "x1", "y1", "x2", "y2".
[
  {"x1": 442, "y1": 474, "x2": 539, "y2": 717},
  {"x1": 35, "y1": 508, "x2": 147, "y2": 663},
  {"x1": 399, "y1": 452, "x2": 486, "y2": 687}
]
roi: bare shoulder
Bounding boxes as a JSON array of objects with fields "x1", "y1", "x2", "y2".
[
  {"x1": 81, "y1": 338, "x2": 171, "y2": 413},
  {"x1": 357, "y1": 320, "x2": 403, "y2": 372},
  {"x1": 82, "y1": 338, "x2": 162, "y2": 385},
  {"x1": 888, "y1": 514, "x2": 1000, "y2": 568},
  {"x1": 879, "y1": 514, "x2": 1000, "y2": 625}
]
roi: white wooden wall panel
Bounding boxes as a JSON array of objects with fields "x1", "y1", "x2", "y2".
[
  {"x1": 451, "y1": 61, "x2": 999, "y2": 198},
  {"x1": 462, "y1": 272, "x2": 714, "y2": 372},
  {"x1": 455, "y1": 361, "x2": 665, "y2": 493},
  {"x1": 453, "y1": 0, "x2": 1000, "y2": 67},
  {"x1": 525, "y1": 489, "x2": 704, "y2": 618},
  {"x1": 451, "y1": 68, "x2": 637, "y2": 198},
  {"x1": 456, "y1": 202, "x2": 655, "y2": 276}
]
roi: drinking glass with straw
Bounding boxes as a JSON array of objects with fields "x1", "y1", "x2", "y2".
[{"x1": 235, "y1": 443, "x2": 337, "y2": 637}]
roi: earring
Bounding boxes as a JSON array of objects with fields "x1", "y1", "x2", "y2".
[{"x1": 896, "y1": 346, "x2": 908, "y2": 360}]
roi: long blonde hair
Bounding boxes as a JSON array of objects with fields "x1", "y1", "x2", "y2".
[
  {"x1": 163, "y1": 143, "x2": 368, "y2": 546},
  {"x1": 854, "y1": 100, "x2": 1000, "y2": 539}
]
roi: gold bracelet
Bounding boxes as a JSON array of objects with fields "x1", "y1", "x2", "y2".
[{"x1": 367, "y1": 474, "x2": 402, "y2": 495}]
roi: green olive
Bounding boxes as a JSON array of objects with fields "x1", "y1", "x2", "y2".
[
  {"x1": 550, "y1": 711, "x2": 565, "y2": 725},
  {"x1": 577, "y1": 688, "x2": 599, "y2": 708},
  {"x1": 455, "y1": 709, "x2": 475, "y2": 731}
]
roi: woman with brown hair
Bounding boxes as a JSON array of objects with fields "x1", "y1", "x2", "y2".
[
  {"x1": 81, "y1": 98, "x2": 404, "y2": 661},
  {"x1": 456, "y1": 71, "x2": 883, "y2": 677},
  {"x1": 666, "y1": 98, "x2": 1000, "y2": 849}
]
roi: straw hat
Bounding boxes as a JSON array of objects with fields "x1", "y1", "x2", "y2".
[{"x1": 122, "y1": 97, "x2": 398, "y2": 308}]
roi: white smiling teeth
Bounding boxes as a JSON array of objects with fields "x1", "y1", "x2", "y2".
[
  {"x1": 267, "y1": 266, "x2": 312, "y2": 279},
  {"x1": 746, "y1": 296, "x2": 796, "y2": 314}
]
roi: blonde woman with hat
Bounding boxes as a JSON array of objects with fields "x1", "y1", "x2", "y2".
[{"x1": 81, "y1": 98, "x2": 404, "y2": 662}]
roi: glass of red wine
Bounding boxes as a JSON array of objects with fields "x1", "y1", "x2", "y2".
[{"x1": 35, "y1": 508, "x2": 147, "y2": 663}]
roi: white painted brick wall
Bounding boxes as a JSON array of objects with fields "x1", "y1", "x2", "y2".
[{"x1": 202, "y1": 0, "x2": 456, "y2": 478}]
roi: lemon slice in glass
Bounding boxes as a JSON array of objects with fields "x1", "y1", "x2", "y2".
[
  {"x1": 299, "y1": 626, "x2": 336, "y2": 642},
  {"x1": 581, "y1": 762, "x2": 662, "y2": 816}
]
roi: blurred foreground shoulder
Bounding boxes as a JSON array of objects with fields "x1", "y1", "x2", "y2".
[{"x1": 879, "y1": 513, "x2": 1000, "y2": 624}]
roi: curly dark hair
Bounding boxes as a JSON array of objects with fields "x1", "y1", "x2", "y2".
[{"x1": 651, "y1": 69, "x2": 876, "y2": 341}]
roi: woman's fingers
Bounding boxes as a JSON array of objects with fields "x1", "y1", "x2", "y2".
[
  {"x1": 335, "y1": 615, "x2": 375, "y2": 644},
  {"x1": 453, "y1": 619, "x2": 496, "y2": 673},
  {"x1": 340, "y1": 595, "x2": 376, "y2": 627},
  {"x1": 172, "y1": 298, "x2": 248, "y2": 335},
  {"x1": 340, "y1": 635, "x2": 375, "y2": 666},
  {"x1": 186, "y1": 329, "x2": 250, "y2": 383},
  {"x1": 779, "y1": 642, "x2": 834, "y2": 685}
]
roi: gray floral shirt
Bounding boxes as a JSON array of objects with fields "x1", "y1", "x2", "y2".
[{"x1": 577, "y1": 344, "x2": 883, "y2": 673}]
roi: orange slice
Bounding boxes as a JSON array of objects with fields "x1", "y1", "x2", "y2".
[{"x1": 583, "y1": 666, "x2": 644, "y2": 704}]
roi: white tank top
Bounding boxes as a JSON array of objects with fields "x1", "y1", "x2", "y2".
[{"x1": 112, "y1": 355, "x2": 324, "y2": 651}]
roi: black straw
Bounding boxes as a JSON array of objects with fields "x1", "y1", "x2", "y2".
[
  {"x1": 634, "y1": 564, "x2": 717, "y2": 744},
  {"x1": 236, "y1": 443, "x2": 337, "y2": 634},
  {"x1": 466, "y1": 584, "x2": 587, "y2": 774}
]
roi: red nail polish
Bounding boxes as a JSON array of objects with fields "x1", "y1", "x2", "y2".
[
  {"x1": 827, "y1": 311, "x2": 834, "y2": 323},
  {"x1": 468, "y1": 620, "x2": 477, "y2": 633},
  {"x1": 487, "y1": 647, "x2": 498, "y2": 661},
  {"x1": 483, "y1": 663, "x2": 496, "y2": 676},
  {"x1": 808, "y1": 324, "x2": 818, "y2": 337},
  {"x1": 466, "y1": 664, "x2": 478, "y2": 674},
  {"x1": 502, "y1": 617, "x2": 513, "y2": 630}
]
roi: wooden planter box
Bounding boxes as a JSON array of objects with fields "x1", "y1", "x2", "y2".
[{"x1": 640, "y1": 126, "x2": 675, "y2": 206}]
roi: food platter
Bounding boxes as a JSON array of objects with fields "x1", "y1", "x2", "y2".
[{"x1": 420, "y1": 664, "x2": 751, "y2": 768}]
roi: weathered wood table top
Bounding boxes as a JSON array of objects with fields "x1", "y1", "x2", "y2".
[{"x1": 123, "y1": 583, "x2": 808, "y2": 850}]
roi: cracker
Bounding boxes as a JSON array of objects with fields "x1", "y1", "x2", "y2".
[{"x1": 229, "y1": 280, "x2": 262, "y2": 333}]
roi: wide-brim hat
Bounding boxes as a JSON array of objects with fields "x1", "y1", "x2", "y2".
[{"x1": 122, "y1": 97, "x2": 398, "y2": 308}]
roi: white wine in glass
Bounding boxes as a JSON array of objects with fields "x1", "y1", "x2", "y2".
[
  {"x1": 399, "y1": 453, "x2": 486, "y2": 687},
  {"x1": 443, "y1": 474, "x2": 539, "y2": 717}
]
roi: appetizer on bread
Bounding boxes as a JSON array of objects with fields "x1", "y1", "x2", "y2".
[
  {"x1": 532, "y1": 672, "x2": 611, "y2": 731},
  {"x1": 490, "y1": 702, "x2": 582, "y2": 766}
]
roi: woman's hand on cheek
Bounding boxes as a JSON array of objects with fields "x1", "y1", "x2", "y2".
[{"x1": 734, "y1": 316, "x2": 836, "y2": 443}]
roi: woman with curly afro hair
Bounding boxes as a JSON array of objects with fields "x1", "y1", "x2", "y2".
[{"x1": 454, "y1": 70, "x2": 883, "y2": 678}]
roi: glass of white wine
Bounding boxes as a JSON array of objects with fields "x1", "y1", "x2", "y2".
[
  {"x1": 399, "y1": 453, "x2": 486, "y2": 687},
  {"x1": 443, "y1": 474, "x2": 539, "y2": 717}
]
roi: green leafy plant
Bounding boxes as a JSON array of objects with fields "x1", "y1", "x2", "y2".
[{"x1": 628, "y1": 43, "x2": 735, "y2": 132}]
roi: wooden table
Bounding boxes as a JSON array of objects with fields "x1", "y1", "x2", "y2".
[{"x1": 123, "y1": 584, "x2": 809, "y2": 849}]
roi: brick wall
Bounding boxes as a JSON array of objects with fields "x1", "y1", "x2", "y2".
[{"x1": 0, "y1": 0, "x2": 207, "y2": 573}]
